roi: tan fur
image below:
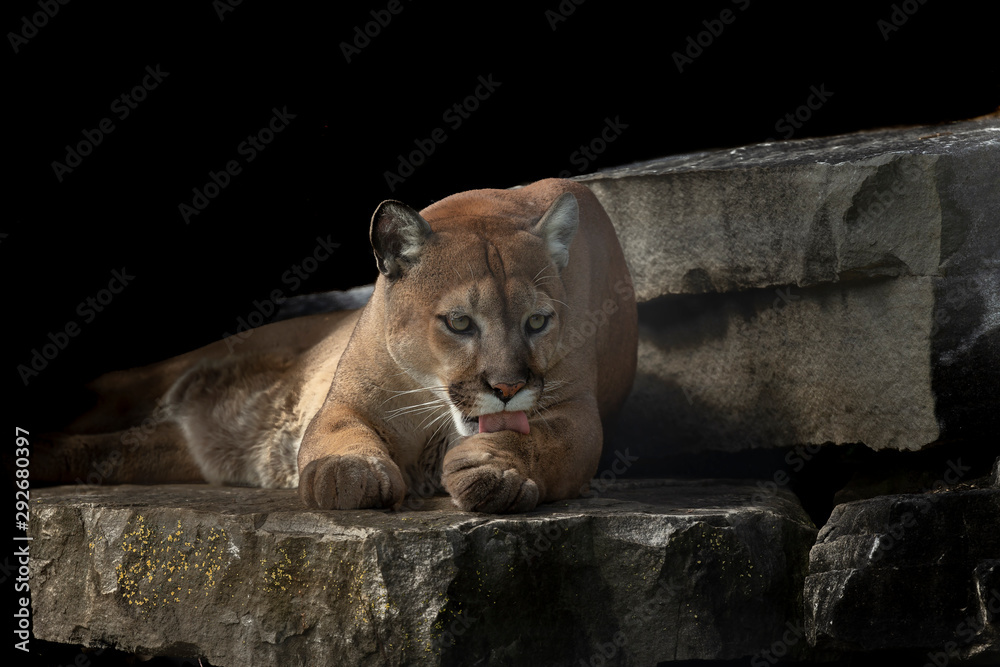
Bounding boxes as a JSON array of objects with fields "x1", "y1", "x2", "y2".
[{"x1": 38, "y1": 179, "x2": 637, "y2": 513}]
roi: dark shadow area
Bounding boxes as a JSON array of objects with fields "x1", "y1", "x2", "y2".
[{"x1": 598, "y1": 438, "x2": 997, "y2": 530}]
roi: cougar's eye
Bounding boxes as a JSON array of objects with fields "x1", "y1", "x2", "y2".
[
  {"x1": 445, "y1": 314, "x2": 473, "y2": 334},
  {"x1": 526, "y1": 313, "x2": 549, "y2": 333}
]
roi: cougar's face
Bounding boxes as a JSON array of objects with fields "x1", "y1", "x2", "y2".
[{"x1": 384, "y1": 229, "x2": 567, "y2": 438}]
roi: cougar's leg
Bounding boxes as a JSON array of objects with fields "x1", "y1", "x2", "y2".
[
  {"x1": 32, "y1": 421, "x2": 203, "y2": 486},
  {"x1": 35, "y1": 311, "x2": 358, "y2": 485}
]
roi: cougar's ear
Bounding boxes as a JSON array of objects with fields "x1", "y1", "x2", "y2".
[
  {"x1": 532, "y1": 192, "x2": 579, "y2": 270},
  {"x1": 370, "y1": 200, "x2": 433, "y2": 279}
]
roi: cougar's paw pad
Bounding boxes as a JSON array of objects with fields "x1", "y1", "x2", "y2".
[
  {"x1": 298, "y1": 454, "x2": 405, "y2": 510},
  {"x1": 442, "y1": 451, "x2": 539, "y2": 513}
]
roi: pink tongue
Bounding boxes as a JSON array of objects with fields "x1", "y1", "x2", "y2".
[{"x1": 478, "y1": 411, "x2": 530, "y2": 435}]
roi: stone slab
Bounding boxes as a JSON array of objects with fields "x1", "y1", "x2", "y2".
[
  {"x1": 606, "y1": 276, "x2": 939, "y2": 458},
  {"x1": 804, "y1": 483, "x2": 1000, "y2": 661},
  {"x1": 584, "y1": 117, "x2": 1000, "y2": 455},
  {"x1": 29, "y1": 480, "x2": 816, "y2": 666},
  {"x1": 578, "y1": 116, "x2": 1000, "y2": 301}
]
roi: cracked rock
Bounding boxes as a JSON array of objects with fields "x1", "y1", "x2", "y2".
[
  {"x1": 29, "y1": 481, "x2": 816, "y2": 666},
  {"x1": 582, "y1": 116, "x2": 1000, "y2": 460},
  {"x1": 804, "y1": 485, "x2": 1000, "y2": 660}
]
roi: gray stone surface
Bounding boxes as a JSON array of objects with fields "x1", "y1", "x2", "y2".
[
  {"x1": 804, "y1": 485, "x2": 1000, "y2": 661},
  {"x1": 580, "y1": 116, "x2": 1000, "y2": 301},
  {"x1": 610, "y1": 277, "x2": 939, "y2": 456},
  {"x1": 29, "y1": 481, "x2": 816, "y2": 666},
  {"x1": 585, "y1": 116, "x2": 1000, "y2": 457}
]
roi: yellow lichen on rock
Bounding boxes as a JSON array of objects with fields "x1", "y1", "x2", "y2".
[{"x1": 112, "y1": 515, "x2": 229, "y2": 611}]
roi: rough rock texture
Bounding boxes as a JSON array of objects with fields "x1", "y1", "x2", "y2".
[
  {"x1": 582, "y1": 117, "x2": 999, "y2": 301},
  {"x1": 805, "y1": 483, "x2": 1000, "y2": 662},
  {"x1": 30, "y1": 481, "x2": 816, "y2": 666},
  {"x1": 583, "y1": 116, "x2": 1000, "y2": 459}
]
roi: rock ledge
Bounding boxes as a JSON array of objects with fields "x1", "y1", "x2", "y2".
[{"x1": 30, "y1": 480, "x2": 816, "y2": 666}]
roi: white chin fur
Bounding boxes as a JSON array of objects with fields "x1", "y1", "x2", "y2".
[
  {"x1": 474, "y1": 388, "x2": 537, "y2": 415},
  {"x1": 449, "y1": 404, "x2": 476, "y2": 437}
]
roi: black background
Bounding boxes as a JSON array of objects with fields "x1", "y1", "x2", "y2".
[
  {"x1": 4, "y1": 1, "x2": 999, "y2": 663},
  {"x1": 8, "y1": 1, "x2": 998, "y2": 424}
]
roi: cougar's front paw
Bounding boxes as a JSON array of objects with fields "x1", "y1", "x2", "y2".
[
  {"x1": 298, "y1": 454, "x2": 405, "y2": 510},
  {"x1": 442, "y1": 443, "x2": 539, "y2": 513}
]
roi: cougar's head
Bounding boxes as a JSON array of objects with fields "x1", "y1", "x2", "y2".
[{"x1": 370, "y1": 191, "x2": 579, "y2": 438}]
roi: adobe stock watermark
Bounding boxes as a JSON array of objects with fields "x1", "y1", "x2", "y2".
[
  {"x1": 520, "y1": 446, "x2": 639, "y2": 562},
  {"x1": 923, "y1": 588, "x2": 1000, "y2": 667},
  {"x1": 75, "y1": 396, "x2": 173, "y2": 487},
  {"x1": 16, "y1": 268, "x2": 136, "y2": 386},
  {"x1": 868, "y1": 458, "x2": 972, "y2": 563},
  {"x1": 178, "y1": 106, "x2": 297, "y2": 224},
  {"x1": 932, "y1": 270, "x2": 993, "y2": 343},
  {"x1": 51, "y1": 64, "x2": 170, "y2": 182},
  {"x1": 340, "y1": 0, "x2": 413, "y2": 63},
  {"x1": 550, "y1": 276, "x2": 634, "y2": 365},
  {"x1": 682, "y1": 285, "x2": 800, "y2": 406},
  {"x1": 748, "y1": 442, "x2": 823, "y2": 506},
  {"x1": 7, "y1": 0, "x2": 70, "y2": 54},
  {"x1": 400, "y1": 477, "x2": 446, "y2": 512},
  {"x1": 213, "y1": 0, "x2": 243, "y2": 21},
  {"x1": 878, "y1": 0, "x2": 928, "y2": 41},
  {"x1": 222, "y1": 234, "x2": 340, "y2": 352},
  {"x1": 848, "y1": 159, "x2": 923, "y2": 227},
  {"x1": 751, "y1": 620, "x2": 807, "y2": 666},
  {"x1": 578, "y1": 632, "x2": 627, "y2": 667},
  {"x1": 672, "y1": 0, "x2": 751, "y2": 73},
  {"x1": 766, "y1": 84, "x2": 834, "y2": 140},
  {"x1": 0, "y1": 556, "x2": 15, "y2": 585},
  {"x1": 555, "y1": 117, "x2": 629, "y2": 178},
  {"x1": 544, "y1": 0, "x2": 586, "y2": 31},
  {"x1": 577, "y1": 578, "x2": 684, "y2": 665},
  {"x1": 428, "y1": 606, "x2": 479, "y2": 654},
  {"x1": 383, "y1": 74, "x2": 502, "y2": 192}
]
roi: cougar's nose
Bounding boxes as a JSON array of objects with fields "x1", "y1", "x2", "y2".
[{"x1": 492, "y1": 381, "x2": 526, "y2": 403}]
